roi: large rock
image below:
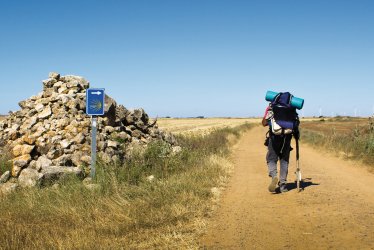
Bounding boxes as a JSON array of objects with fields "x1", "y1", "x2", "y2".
[
  {"x1": 18, "y1": 168, "x2": 43, "y2": 187},
  {"x1": 40, "y1": 166, "x2": 84, "y2": 186}
]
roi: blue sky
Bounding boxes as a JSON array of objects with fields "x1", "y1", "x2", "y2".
[{"x1": 0, "y1": 0, "x2": 373, "y2": 117}]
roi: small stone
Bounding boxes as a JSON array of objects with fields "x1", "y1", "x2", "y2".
[
  {"x1": 42, "y1": 78, "x2": 56, "y2": 88},
  {"x1": 72, "y1": 133, "x2": 85, "y2": 144},
  {"x1": 60, "y1": 139, "x2": 72, "y2": 149},
  {"x1": 104, "y1": 126, "x2": 115, "y2": 134},
  {"x1": 26, "y1": 109, "x2": 38, "y2": 117},
  {"x1": 66, "y1": 82, "x2": 79, "y2": 88},
  {"x1": 52, "y1": 154, "x2": 73, "y2": 166},
  {"x1": 29, "y1": 160, "x2": 37, "y2": 169},
  {"x1": 172, "y1": 146, "x2": 182, "y2": 154},
  {"x1": 211, "y1": 187, "x2": 221, "y2": 198},
  {"x1": 81, "y1": 155, "x2": 91, "y2": 164},
  {"x1": 36, "y1": 142, "x2": 51, "y2": 155},
  {"x1": 43, "y1": 88, "x2": 54, "y2": 98},
  {"x1": 13, "y1": 154, "x2": 32, "y2": 168},
  {"x1": 56, "y1": 118, "x2": 69, "y2": 128},
  {"x1": 83, "y1": 177, "x2": 92, "y2": 185},
  {"x1": 0, "y1": 182, "x2": 18, "y2": 195},
  {"x1": 71, "y1": 152, "x2": 83, "y2": 166},
  {"x1": 35, "y1": 103, "x2": 44, "y2": 112},
  {"x1": 146, "y1": 175, "x2": 155, "y2": 182},
  {"x1": 0, "y1": 171, "x2": 10, "y2": 184},
  {"x1": 46, "y1": 149, "x2": 62, "y2": 160},
  {"x1": 132, "y1": 130, "x2": 142, "y2": 139},
  {"x1": 12, "y1": 144, "x2": 35, "y2": 157},
  {"x1": 11, "y1": 166, "x2": 22, "y2": 177},
  {"x1": 12, "y1": 124, "x2": 20, "y2": 131},
  {"x1": 18, "y1": 100, "x2": 28, "y2": 109},
  {"x1": 117, "y1": 132, "x2": 131, "y2": 141},
  {"x1": 99, "y1": 152, "x2": 112, "y2": 163},
  {"x1": 97, "y1": 141, "x2": 107, "y2": 151},
  {"x1": 38, "y1": 106, "x2": 52, "y2": 119},
  {"x1": 35, "y1": 156, "x2": 52, "y2": 170},
  {"x1": 51, "y1": 135, "x2": 63, "y2": 144},
  {"x1": 58, "y1": 84, "x2": 68, "y2": 94},
  {"x1": 23, "y1": 134, "x2": 36, "y2": 145},
  {"x1": 24, "y1": 117, "x2": 38, "y2": 130},
  {"x1": 107, "y1": 140, "x2": 119, "y2": 148},
  {"x1": 125, "y1": 115, "x2": 134, "y2": 125},
  {"x1": 9, "y1": 129, "x2": 19, "y2": 140},
  {"x1": 49, "y1": 72, "x2": 60, "y2": 80},
  {"x1": 59, "y1": 94, "x2": 71, "y2": 104},
  {"x1": 53, "y1": 81, "x2": 63, "y2": 92}
]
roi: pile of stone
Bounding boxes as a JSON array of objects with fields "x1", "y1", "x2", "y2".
[{"x1": 0, "y1": 72, "x2": 176, "y2": 192}]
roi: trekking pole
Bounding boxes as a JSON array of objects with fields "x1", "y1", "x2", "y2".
[{"x1": 295, "y1": 137, "x2": 302, "y2": 192}]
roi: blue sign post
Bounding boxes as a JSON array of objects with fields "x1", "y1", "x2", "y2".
[
  {"x1": 86, "y1": 88, "x2": 105, "y2": 115},
  {"x1": 86, "y1": 88, "x2": 105, "y2": 179}
]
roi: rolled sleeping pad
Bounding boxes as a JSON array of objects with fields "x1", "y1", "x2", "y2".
[
  {"x1": 290, "y1": 96, "x2": 304, "y2": 110},
  {"x1": 265, "y1": 91, "x2": 279, "y2": 102},
  {"x1": 265, "y1": 90, "x2": 304, "y2": 110}
]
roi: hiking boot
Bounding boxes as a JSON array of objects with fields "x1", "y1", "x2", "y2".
[
  {"x1": 268, "y1": 176, "x2": 278, "y2": 193},
  {"x1": 279, "y1": 183, "x2": 288, "y2": 193}
]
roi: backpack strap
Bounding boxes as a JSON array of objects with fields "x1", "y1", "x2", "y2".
[
  {"x1": 288, "y1": 94, "x2": 293, "y2": 105},
  {"x1": 273, "y1": 93, "x2": 282, "y2": 105}
]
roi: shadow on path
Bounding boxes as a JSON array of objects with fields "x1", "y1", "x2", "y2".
[{"x1": 276, "y1": 177, "x2": 319, "y2": 193}]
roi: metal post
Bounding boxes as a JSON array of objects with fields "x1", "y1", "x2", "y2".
[{"x1": 91, "y1": 116, "x2": 97, "y2": 179}]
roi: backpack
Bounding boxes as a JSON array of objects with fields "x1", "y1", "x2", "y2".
[{"x1": 269, "y1": 92, "x2": 299, "y2": 135}]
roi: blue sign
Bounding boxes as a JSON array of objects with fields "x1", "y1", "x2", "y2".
[{"x1": 86, "y1": 88, "x2": 105, "y2": 116}]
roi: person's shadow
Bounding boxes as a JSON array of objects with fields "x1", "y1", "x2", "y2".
[{"x1": 276, "y1": 178, "x2": 319, "y2": 193}]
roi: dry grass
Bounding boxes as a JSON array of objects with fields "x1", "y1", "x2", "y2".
[
  {"x1": 0, "y1": 122, "x2": 253, "y2": 249},
  {"x1": 301, "y1": 117, "x2": 374, "y2": 165},
  {"x1": 302, "y1": 117, "x2": 371, "y2": 135}
]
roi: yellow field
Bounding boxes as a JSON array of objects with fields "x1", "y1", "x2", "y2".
[
  {"x1": 157, "y1": 118, "x2": 261, "y2": 134},
  {"x1": 302, "y1": 117, "x2": 372, "y2": 135},
  {"x1": 156, "y1": 117, "x2": 322, "y2": 134}
]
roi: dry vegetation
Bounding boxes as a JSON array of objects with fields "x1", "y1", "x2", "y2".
[
  {"x1": 0, "y1": 120, "x2": 253, "y2": 249},
  {"x1": 301, "y1": 117, "x2": 374, "y2": 166}
]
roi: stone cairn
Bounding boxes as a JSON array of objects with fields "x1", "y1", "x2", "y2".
[{"x1": 0, "y1": 72, "x2": 176, "y2": 192}]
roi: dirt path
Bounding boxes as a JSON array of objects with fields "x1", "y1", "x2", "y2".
[{"x1": 200, "y1": 126, "x2": 374, "y2": 249}]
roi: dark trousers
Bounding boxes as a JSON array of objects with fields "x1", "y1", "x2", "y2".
[{"x1": 266, "y1": 134, "x2": 292, "y2": 184}]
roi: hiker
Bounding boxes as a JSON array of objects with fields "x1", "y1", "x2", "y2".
[{"x1": 262, "y1": 92, "x2": 300, "y2": 193}]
